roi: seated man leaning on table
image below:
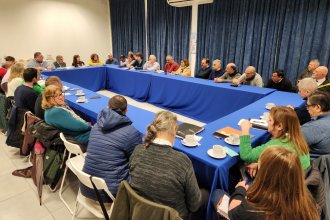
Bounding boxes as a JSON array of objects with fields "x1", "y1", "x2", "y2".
[
  {"x1": 81, "y1": 95, "x2": 142, "y2": 201},
  {"x1": 143, "y1": 54, "x2": 160, "y2": 71},
  {"x1": 163, "y1": 55, "x2": 179, "y2": 74},
  {"x1": 27, "y1": 52, "x2": 54, "y2": 71},
  {"x1": 105, "y1": 53, "x2": 119, "y2": 65},
  {"x1": 53, "y1": 55, "x2": 66, "y2": 68},
  {"x1": 232, "y1": 66, "x2": 263, "y2": 87},
  {"x1": 214, "y1": 63, "x2": 241, "y2": 83}
]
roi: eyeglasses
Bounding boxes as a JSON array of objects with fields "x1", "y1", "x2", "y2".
[
  {"x1": 52, "y1": 92, "x2": 64, "y2": 98},
  {"x1": 305, "y1": 103, "x2": 316, "y2": 109}
]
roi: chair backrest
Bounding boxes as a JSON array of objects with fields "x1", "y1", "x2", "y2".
[
  {"x1": 59, "y1": 132, "x2": 84, "y2": 156},
  {"x1": 70, "y1": 159, "x2": 115, "y2": 201}
]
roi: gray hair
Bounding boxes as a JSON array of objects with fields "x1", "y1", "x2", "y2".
[
  {"x1": 297, "y1": 78, "x2": 318, "y2": 92},
  {"x1": 310, "y1": 59, "x2": 320, "y2": 67},
  {"x1": 213, "y1": 59, "x2": 222, "y2": 67}
]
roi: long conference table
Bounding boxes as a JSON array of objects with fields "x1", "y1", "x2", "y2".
[{"x1": 43, "y1": 66, "x2": 305, "y2": 220}]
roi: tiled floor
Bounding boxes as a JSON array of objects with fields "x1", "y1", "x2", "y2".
[{"x1": 0, "y1": 90, "x2": 204, "y2": 220}]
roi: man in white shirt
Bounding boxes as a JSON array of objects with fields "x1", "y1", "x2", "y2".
[
  {"x1": 313, "y1": 66, "x2": 330, "y2": 93},
  {"x1": 143, "y1": 55, "x2": 160, "y2": 71}
]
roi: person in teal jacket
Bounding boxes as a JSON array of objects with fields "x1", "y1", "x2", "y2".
[
  {"x1": 239, "y1": 106, "x2": 311, "y2": 177},
  {"x1": 42, "y1": 85, "x2": 91, "y2": 145}
]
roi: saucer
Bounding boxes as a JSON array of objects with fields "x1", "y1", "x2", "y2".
[
  {"x1": 224, "y1": 137, "x2": 239, "y2": 146},
  {"x1": 265, "y1": 105, "x2": 275, "y2": 110},
  {"x1": 181, "y1": 140, "x2": 198, "y2": 147},
  {"x1": 207, "y1": 149, "x2": 226, "y2": 159},
  {"x1": 76, "y1": 93, "x2": 85, "y2": 96},
  {"x1": 76, "y1": 99, "x2": 87, "y2": 103}
]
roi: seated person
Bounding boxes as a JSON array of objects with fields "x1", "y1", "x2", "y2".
[
  {"x1": 129, "y1": 52, "x2": 143, "y2": 70},
  {"x1": 72, "y1": 55, "x2": 85, "y2": 67},
  {"x1": 129, "y1": 111, "x2": 208, "y2": 220},
  {"x1": 105, "y1": 53, "x2": 118, "y2": 65},
  {"x1": 14, "y1": 68, "x2": 39, "y2": 113},
  {"x1": 119, "y1": 55, "x2": 127, "y2": 67},
  {"x1": 88, "y1": 53, "x2": 104, "y2": 66},
  {"x1": 229, "y1": 147, "x2": 319, "y2": 220},
  {"x1": 298, "y1": 59, "x2": 320, "y2": 80},
  {"x1": 208, "y1": 59, "x2": 223, "y2": 80},
  {"x1": 34, "y1": 76, "x2": 62, "y2": 120},
  {"x1": 53, "y1": 55, "x2": 66, "y2": 68},
  {"x1": 32, "y1": 71, "x2": 45, "y2": 95},
  {"x1": 302, "y1": 91, "x2": 330, "y2": 158},
  {"x1": 1, "y1": 56, "x2": 16, "y2": 93},
  {"x1": 143, "y1": 55, "x2": 160, "y2": 71},
  {"x1": 27, "y1": 52, "x2": 54, "y2": 70},
  {"x1": 125, "y1": 53, "x2": 136, "y2": 68},
  {"x1": 288, "y1": 78, "x2": 318, "y2": 125},
  {"x1": 81, "y1": 95, "x2": 142, "y2": 201},
  {"x1": 164, "y1": 55, "x2": 179, "y2": 73},
  {"x1": 195, "y1": 58, "x2": 212, "y2": 79},
  {"x1": 232, "y1": 66, "x2": 263, "y2": 87},
  {"x1": 313, "y1": 66, "x2": 330, "y2": 93},
  {"x1": 173, "y1": 59, "x2": 191, "y2": 77},
  {"x1": 266, "y1": 69, "x2": 293, "y2": 92},
  {"x1": 214, "y1": 63, "x2": 241, "y2": 83},
  {"x1": 42, "y1": 85, "x2": 91, "y2": 145},
  {"x1": 239, "y1": 106, "x2": 311, "y2": 175},
  {"x1": 7, "y1": 62, "x2": 24, "y2": 97}
]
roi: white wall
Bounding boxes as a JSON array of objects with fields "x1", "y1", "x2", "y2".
[{"x1": 0, "y1": 0, "x2": 112, "y2": 64}]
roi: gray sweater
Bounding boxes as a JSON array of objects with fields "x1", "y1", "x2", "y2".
[{"x1": 129, "y1": 143, "x2": 202, "y2": 219}]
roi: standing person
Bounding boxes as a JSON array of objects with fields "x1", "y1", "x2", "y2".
[
  {"x1": 72, "y1": 55, "x2": 85, "y2": 67},
  {"x1": 105, "y1": 53, "x2": 119, "y2": 65},
  {"x1": 266, "y1": 69, "x2": 293, "y2": 92},
  {"x1": 88, "y1": 53, "x2": 104, "y2": 66},
  {"x1": 164, "y1": 55, "x2": 179, "y2": 73},
  {"x1": 81, "y1": 95, "x2": 142, "y2": 201},
  {"x1": 129, "y1": 111, "x2": 208, "y2": 220},
  {"x1": 53, "y1": 55, "x2": 66, "y2": 68},
  {"x1": 229, "y1": 147, "x2": 319, "y2": 220},
  {"x1": 195, "y1": 58, "x2": 211, "y2": 79}
]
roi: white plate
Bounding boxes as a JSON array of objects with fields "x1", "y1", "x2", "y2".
[
  {"x1": 224, "y1": 137, "x2": 240, "y2": 146},
  {"x1": 181, "y1": 140, "x2": 198, "y2": 147},
  {"x1": 265, "y1": 105, "x2": 275, "y2": 110},
  {"x1": 63, "y1": 86, "x2": 69, "y2": 91},
  {"x1": 76, "y1": 100, "x2": 87, "y2": 103},
  {"x1": 207, "y1": 149, "x2": 226, "y2": 159},
  {"x1": 76, "y1": 93, "x2": 85, "y2": 96}
]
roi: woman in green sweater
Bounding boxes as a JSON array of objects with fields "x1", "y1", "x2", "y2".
[{"x1": 239, "y1": 106, "x2": 310, "y2": 175}]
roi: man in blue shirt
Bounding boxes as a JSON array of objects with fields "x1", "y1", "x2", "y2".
[{"x1": 105, "y1": 53, "x2": 119, "y2": 65}]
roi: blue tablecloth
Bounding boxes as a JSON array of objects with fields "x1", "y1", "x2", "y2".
[{"x1": 42, "y1": 66, "x2": 107, "y2": 92}]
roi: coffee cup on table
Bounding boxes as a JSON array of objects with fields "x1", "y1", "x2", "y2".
[
  {"x1": 266, "y1": 102, "x2": 275, "y2": 109},
  {"x1": 212, "y1": 145, "x2": 226, "y2": 157},
  {"x1": 77, "y1": 96, "x2": 86, "y2": 102},
  {"x1": 184, "y1": 134, "x2": 198, "y2": 145},
  {"x1": 229, "y1": 134, "x2": 240, "y2": 144},
  {"x1": 76, "y1": 89, "x2": 83, "y2": 95}
]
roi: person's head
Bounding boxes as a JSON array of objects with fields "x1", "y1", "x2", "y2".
[
  {"x1": 144, "y1": 111, "x2": 178, "y2": 148},
  {"x1": 180, "y1": 59, "x2": 189, "y2": 68},
  {"x1": 297, "y1": 77, "x2": 318, "y2": 99},
  {"x1": 201, "y1": 58, "x2": 210, "y2": 69},
  {"x1": 166, "y1": 55, "x2": 173, "y2": 64},
  {"x1": 4, "y1": 56, "x2": 15, "y2": 69},
  {"x1": 312, "y1": 66, "x2": 328, "y2": 80},
  {"x1": 226, "y1": 63, "x2": 237, "y2": 74},
  {"x1": 108, "y1": 95, "x2": 127, "y2": 115},
  {"x1": 307, "y1": 59, "x2": 320, "y2": 72},
  {"x1": 8, "y1": 62, "x2": 24, "y2": 82},
  {"x1": 244, "y1": 66, "x2": 256, "y2": 79},
  {"x1": 271, "y1": 69, "x2": 285, "y2": 83},
  {"x1": 108, "y1": 54, "x2": 114, "y2": 61},
  {"x1": 306, "y1": 90, "x2": 330, "y2": 117},
  {"x1": 91, "y1": 53, "x2": 99, "y2": 62},
  {"x1": 23, "y1": 68, "x2": 38, "y2": 83},
  {"x1": 247, "y1": 147, "x2": 319, "y2": 220},
  {"x1": 212, "y1": 59, "x2": 221, "y2": 71},
  {"x1": 119, "y1": 55, "x2": 126, "y2": 62},
  {"x1": 128, "y1": 53, "x2": 135, "y2": 62},
  {"x1": 135, "y1": 52, "x2": 143, "y2": 62},
  {"x1": 34, "y1": 52, "x2": 43, "y2": 63},
  {"x1": 45, "y1": 76, "x2": 62, "y2": 88},
  {"x1": 73, "y1": 55, "x2": 81, "y2": 64},
  {"x1": 268, "y1": 106, "x2": 309, "y2": 155},
  {"x1": 149, "y1": 55, "x2": 156, "y2": 64},
  {"x1": 56, "y1": 55, "x2": 64, "y2": 64},
  {"x1": 42, "y1": 85, "x2": 65, "y2": 109}
]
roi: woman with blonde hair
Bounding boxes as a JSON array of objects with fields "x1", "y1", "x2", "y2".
[
  {"x1": 7, "y1": 62, "x2": 24, "y2": 97},
  {"x1": 229, "y1": 146, "x2": 319, "y2": 220},
  {"x1": 239, "y1": 106, "x2": 310, "y2": 176},
  {"x1": 42, "y1": 85, "x2": 91, "y2": 145},
  {"x1": 174, "y1": 59, "x2": 191, "y2": 77},
  {"x1": 129, "y1": 111, "x2": 207, "y2": 220}
]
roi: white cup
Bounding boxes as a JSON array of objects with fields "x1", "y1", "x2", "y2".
[
  {"x1": 229, "y1": 134, "x2": 240, "y2": 144},
  {"x1": 76, "y1": 89, "x2": 83, "y2": 95},
  {"x1": 266, "y1": 102, "x2": 275, "y2": 109},
  {"x1": 262, "y1": 112, "x2": 270, "y2": 121},
  {"x1": 213, "y1": 145, "x2": 225, "y2": 157},
  {"x1": 77, "y1": 96, "x2": 86, "y2": 102},
  {"x1": 184, "y1": 134, "x2": 197, "y2": 145}
]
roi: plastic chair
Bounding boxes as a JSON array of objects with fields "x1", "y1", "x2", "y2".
[
  {"x1": 59, "y1": 132, "x2": 85, "y2": 214},
  {"x1": 70, "y1": 157, "x2": 115, "y2": 220}
]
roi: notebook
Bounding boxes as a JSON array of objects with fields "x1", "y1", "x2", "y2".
[
  {"x1": 213, "y1": 126, "x2": 242, "y2": 139},
  {"x1": 176, "y1": 123, "x2": 204, "y2": 139},
  {"x1": 217, "y1": 194, "x2": 230, "y2": 220}
]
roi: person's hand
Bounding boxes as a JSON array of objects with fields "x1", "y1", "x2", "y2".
[
  {"x1": 287, "y1": 105, "x2": 294, "y2": 110},
  {"x1": 214, "y1": 78, "x2": 223, "y2": 83},
  {"x1": 245, "y1": 162, "x2": 258, "y2": 178},
  {"x1": 232, "y1": 79, "x2": 239, "y2": 85},
  {"x1": 235, "y1": 180, "x2": 249, "y2": 190},
  {"x1": 86, "y1": 122, "x2": 92, "y2": 126},
  {"x1": 239, "y1": 119, "x2": 251, "y2": 134}
]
